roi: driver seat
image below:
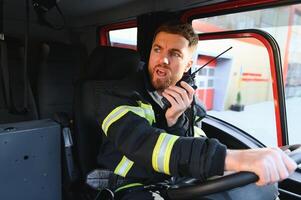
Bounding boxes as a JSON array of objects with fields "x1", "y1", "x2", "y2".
[{"x1": 72, "y1": 46, "x2": 141, "y2": 192}]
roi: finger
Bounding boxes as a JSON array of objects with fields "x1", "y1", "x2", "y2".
[
  {"x1": 280, "y1": 151, "x2": 298, "y2": 174},
  {"x1": 164, "y1": 88, "x2": 185, "y2": 106},
  {"x1": 257, "y1": 164, "x2": 270, "y2": 186},
  {"x1": 274, "y1": 156, "x2": 289, "y2": 181},
  {"x1": 263, "y1": 163, "x2": 271, "y2": 186},
  {"x1": 167, "y1": 84, "x2": 193, "y2": 106},
  {"x1": 167, "y1": 86, "x2": 189, "y2": 101},
  {"x1": 272, "y1": 149, "x2": 289, "y2": 181},
  {"x1": 166, "y1": 87, "x2": 190, "y2": 107},
  {"x1": 179, "y1": 81, "x2": 195, "y2": 98},
  {"x1": 267, "y1": 157, "x2": 280, "y2": 183},
  {"x1": 162, "y1": 92, "x2": 178, "y2": 107},
  {"x1": 162, "y1": 90, "x2": 186, "y2": 109}
]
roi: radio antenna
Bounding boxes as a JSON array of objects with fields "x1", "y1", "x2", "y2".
[{"x1": 191, "y1": 46, "x2": 232, "y2": 78}]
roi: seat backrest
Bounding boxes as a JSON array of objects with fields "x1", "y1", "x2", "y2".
[
  {"x1": 73, "y1": 46, "x2": 140, "y2": 177},
  {"x1": 37, "y1": 42, "x2": 87, "y2": 119}
]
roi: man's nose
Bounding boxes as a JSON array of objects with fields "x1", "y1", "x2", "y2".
[{"x1": 159, "y1": 54, "x2": 169, "y2": 65}]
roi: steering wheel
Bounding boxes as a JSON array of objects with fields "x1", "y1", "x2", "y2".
[{"x1": 164, "y1": 145, "x2": 301, "y2": 200}]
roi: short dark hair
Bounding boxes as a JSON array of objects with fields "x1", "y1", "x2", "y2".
[{"x1": 153, "y1": 21, "x2": 198, "y2": 48}]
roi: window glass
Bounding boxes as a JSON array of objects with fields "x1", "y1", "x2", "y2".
[
  {"x1": 198, "y1": 69, "x2": 206, "y2": 76},
  {"x1": 193, "y1": 38, "x2": 275, "y2": 146},
  {"x1": 109, "y1": 27, "x2": 137, "y2": 50},
  {"x1": 208, "y1": 79, "x2": 214, "y2": 87},
  {"x1": 209, "y1": 68, "x2": 215, "y2": 76},
  {"x1": 199, "y1": 81, "x2": 205, "y2": 88},
  {"x1": 192, "y1": 4, "x2": 301, "y2": 146}
]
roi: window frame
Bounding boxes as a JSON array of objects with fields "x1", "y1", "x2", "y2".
[{"x1": 180, "y1": 0, "x2": 298, "y2": 23}]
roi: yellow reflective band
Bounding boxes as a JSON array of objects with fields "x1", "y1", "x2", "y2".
[
  {"x1": 102, "y1": 106, "x2": 129, "y2": 135},
  {"x1": 152, "y1": 133, "x2": 179, "y2": 175},
  {"x1": 194, "y1": 126, "x2": 206, "y2": 137},
  {"x1": 164, "y1": 135, "x2": 178, "y2": 173},
  {"x1": 102, "y1": 103, "x2": 155, "y2": 135},
  {"x1": 137, "y1": 101, "x2": 156, "y2": 124},
  {"x1": 152, "y1": 133, "x2": 165, "y2": 172},
  {"x1": 115, "y1": 183, "x2": 143, "y2": 193},
  {"x1": 114, "y1": 156, "x2": 134, "y2": 177}
]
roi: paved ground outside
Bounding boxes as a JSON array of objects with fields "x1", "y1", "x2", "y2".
[{"x1": 208, "y1": 97, "x2": 301, "y2": 147}]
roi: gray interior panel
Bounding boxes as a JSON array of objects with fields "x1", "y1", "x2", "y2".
[{"x1": 0, "y1": 119, "x2": 61, "y2": 200}]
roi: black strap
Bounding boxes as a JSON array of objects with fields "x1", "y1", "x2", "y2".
[
  {"x1": 1, "y1": 0, "x2": 30, "y2": 115},
  {"x1": 0, "y1": 0, "x2": 11, "y2": 109},
  {"x1": 0, "y1": 40, "x2": 12, "y2": 110},
  {"x1": 10, "y1": 45, "x2": 41, "y2": 117},
  {"x1": 0, "y1": 0, "x2": 3, "y2": 34},
  {"x1": 18, "y1": 0, "x2": 39, "y2": 119},
  {"x1": 0, "y1": 0, "x2": 37, "y2": 117},
  {"x1": 27, "y1": 76, "x2": 39, "y2": 119},
  {"x1": 23, "y1": 0, "x2": 30, "y2": 112},
  {"x1": 190, "y1": 96, "x2": 196, "y2": 137},
  {"x1": 0, "y1": 42, "x2": 37, "y2": 116}
]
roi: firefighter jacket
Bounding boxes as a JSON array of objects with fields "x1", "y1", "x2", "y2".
[{"x1": 96, "y1": 67, "x2": 227, "y2": 184}]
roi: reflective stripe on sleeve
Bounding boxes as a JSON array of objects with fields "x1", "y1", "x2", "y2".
[
  {"x1": 102, "y1": 106, "x2": 129, "y2": 135},
  {"x1": 137, "y1": 101, "x2": 156, "y2": 124},
  {"x1": 101, "y1": 103, "x2": 155, "y2": 135},
  {"x1": 194, "y1": 126, "x2": 206, "y2": 137},
  {"x1": 152, "y1": 133, "x2": 179, "y2": 175},
  {"x1": 114, "y1": 156, "x2": 134, "y2": 177}
]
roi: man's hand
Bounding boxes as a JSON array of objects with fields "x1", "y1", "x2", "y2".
[
  {"x1": 162, "y1": 81, "x2": 195, "y2": 127},
  {"x1": 225, "y1": 148, "x2": 297, "y2": 186}
]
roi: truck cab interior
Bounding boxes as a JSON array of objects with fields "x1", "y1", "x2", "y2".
[{"x1": 0, "y1": 0, "x2": 301, "y2": 199}]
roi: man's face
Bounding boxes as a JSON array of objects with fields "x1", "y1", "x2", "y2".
[{"x1": 148, "y1": 31, "x2": 194, "y2": 92}]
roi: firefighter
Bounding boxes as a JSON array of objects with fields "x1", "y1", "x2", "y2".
[{"x1": 96, "y1": 22, "x2": 297, "y2": 199}]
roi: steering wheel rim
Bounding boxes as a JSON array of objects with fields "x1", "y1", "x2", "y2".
[{"x1": 165, "y1": 145, "x2": 301, "y2": 200}]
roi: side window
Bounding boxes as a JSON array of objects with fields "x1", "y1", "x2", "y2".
[
  {"x1": 192, "y1": 37, "x2": 276, "y2": 147},
  {"x1": 109, "y1": 27, "x2": 137, "y2": 50},
  {"x1": 191, "y1": 3, "x2": 301, "y2": 146},
  {"x1": 99, "y1": 21, "x2": 137, "y2": 50}
]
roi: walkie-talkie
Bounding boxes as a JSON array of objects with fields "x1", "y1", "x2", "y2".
[{"x1": 162, "y1": 46, "x2": 232, "y2": 109}]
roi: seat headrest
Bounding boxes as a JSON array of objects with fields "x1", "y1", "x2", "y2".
[
  {"x1": 84, "y1": 46, "x2": 141, "y2": 80},
  {"x1": 44, "y1": 42, "x2": 87, "y2": 62}
]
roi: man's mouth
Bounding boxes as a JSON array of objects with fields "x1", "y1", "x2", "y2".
[
  {"x1": 155, "y1": 67, "x2": 168, "y2": 78},
  {"x1": 150, "y1": 66, "x2": 172, "y2": 90}
]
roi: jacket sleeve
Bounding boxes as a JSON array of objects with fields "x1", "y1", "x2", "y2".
[
  {"x1": 165, "y1": 114, "x2": 189, "y2": 137},
  {"x1": 97, "y1": 92, "x2": 227, "y2": 179}
]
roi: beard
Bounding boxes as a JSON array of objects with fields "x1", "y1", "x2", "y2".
[
  {"x1": 148, "y1": 65, "x2": 176, "y2": 91},
  {"x1": 150, "y1": 73, "x2": 172, "y2": 91}
]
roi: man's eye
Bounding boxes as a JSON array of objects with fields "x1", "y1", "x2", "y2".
[
  {"x1": 153, "y1": 47, "x2": 160, "y2": 53},
  {"x1": 171, "y1": 52, "x2": 181, "y2": 58}
]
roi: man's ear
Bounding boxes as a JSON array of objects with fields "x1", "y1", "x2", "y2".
[{"x1": 184, "y1": 60, "x2": 193, "y2": 72}]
